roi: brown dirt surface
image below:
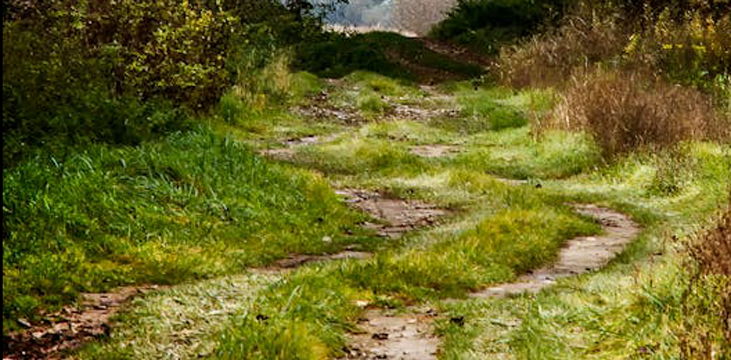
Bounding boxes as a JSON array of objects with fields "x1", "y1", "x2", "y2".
[
  {"x1": 409, "y1": 145, "x2": 461, "y2": 158},
  {"x1": 340, "y1": 308, "x2": 440, "y2": 360},
  {"x1": 269, "y1": 251, "x2": 374, "y2": 269},
  {"x1": 343, "y1": 203, "x2": 640, "y2": 358},
  {"x1": 335, "y1": 189, "x2": 449, "y2": 239},
  {"x1": 259, "y1": 133, "x2": 342, "y2": 160},
  {"x1": 471, "y1": 203, "x2": 641, "y2": 298},
  {"x1": 3, "y1": 285, "x2": 164, "y2": 360}
]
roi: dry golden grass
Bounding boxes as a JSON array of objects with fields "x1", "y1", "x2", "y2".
[
  {"x1": 682, "y1": 202, "x2": 731, "y2": 356},
  {"x1": 498, "y1": 2, "x2": 731, "y2": 92},
  {"x1": 537, "y1": 69, "x2": 729, "y2": 157},
  {"x1": 497, "y1": 4, "x2": 627, "y2": 89},
  {"x1": 691, "y1": 203, "x2": 731, "y2": 278}
]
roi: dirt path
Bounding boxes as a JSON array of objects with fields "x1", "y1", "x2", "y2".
[
  {"x1": 341, "y1": 308, "x2": 440, "y2": 360},
  {"x1": 472, "y1": 204, "x2": 640, "y2": 298},
  {"x1": 343, "y1": 203, "x2": 640, "y2": 359},
  {"x1": 3, "y1": 285, "x2": 165, "y2": 360},
  {"x1": 335, "y1": 189, "x2": 449, "y2": 239},
  {"x1": 260, "y1": 133, "x2": 342, "y2": 160},
  {"x1": 409, "y1": 145, "x2": 461, "y2": 158}
]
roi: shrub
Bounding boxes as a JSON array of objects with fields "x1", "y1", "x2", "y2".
[
  {"x1": 682, "y1": 205, "x2": 731, "y2": 356},
  {"x1": 498, "y1": 5, "x2": 626, "y2": 88},
  {"x1": 293, "y1": 31, "x2": 482, "y2": 81},
  {"x1": 430, "y1": 0, "x2": 570, "y2": 55},
  {"x1": 542, "y1": 69, "x2": 729, "y2": 157},
  {"x1": 498, "y1": 1, "x2": 731, "y2": 89}
]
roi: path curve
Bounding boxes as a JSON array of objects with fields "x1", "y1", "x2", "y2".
[{"x1": 344, "y1": 203, "x2": 640, "y2": 359}]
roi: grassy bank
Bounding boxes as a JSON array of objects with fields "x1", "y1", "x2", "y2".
[{"x1": 3, "y1": 129, "x2": 373, "y2": 331}]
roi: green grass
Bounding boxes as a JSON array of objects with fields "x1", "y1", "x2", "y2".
[
  {"x1": 75, "y1": 272, "x2": 278, "y2": 359},
  {"x1": 431, "y1": 85, "x2": 548, "y2": 133},
  {"x1": 451, "y1": 128, "x2": 601, "y2": 179},
  {"x1": 2, "y1": 129, "x2": 373, "y2": 331},
  {"x1": 212, "y1": 199, "x2": 598, "y2": 359},
  {"x1": 16, "y1": 67, "x2": 725, "y2": 360},
  {"x1": 436, "y1": 141, "x2": 731, "y2": 359},
  {"x1": 288, "y1": 136, "x2": 426, "y2": 176}
]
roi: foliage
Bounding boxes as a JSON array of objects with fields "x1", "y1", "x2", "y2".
[
  {"x1": 294, "y1": 31, "x2": 483, "y2": 81},
  {"x1": 499, "y1": 0, "x2": 731, "y2": 89},
  {"x1": 431, "y1": 0, "x2": 570, "y2": 54},
  {"x1": 2, "y1": 0, "x2": 330, "y2": 167},
  {"x1": 683, "y1": 205, "x2": 731, "y2": 354},
  {"x1": 2, "y1": 129, "x2": 365, "y2": 331}
]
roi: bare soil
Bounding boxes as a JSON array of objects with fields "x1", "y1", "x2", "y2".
[
  {"x1": 409, "y1": 145, "x2": 460, "y2": 158},
  {"x1": 270, "y1": 251, "x2": 373, "y2": 269},
  {"x1": 472, "y1": 203, "x2": 641, "y2": 298},
  {"x1": 335, "y1": 189, "x2": 449, "y2": 239},
  {"x1": 3, "y1": 285, "x2": 165, "y2": 360},
  {"x1": 341, "y1": 308, "x2": 440, "y2": 360}
]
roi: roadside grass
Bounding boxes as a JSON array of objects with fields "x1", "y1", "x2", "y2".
[
  {"x1": 214, "y1": 70, "x2": 338, "y2": 145},
  {"x1": 437, "y1": 141, "x2": 731, "y2": 359},
  {"x1": 74, "y1": 272, "x2": 278, "y2": 360},
  {"x1": 451, "y1": 127, "x2": 601, "y2": 180},
  {"x1": 359, "y1": 120, "x2": 458, "y2": 145},
  {"x1": 214, "y1": 198, "x2": 598, "y2": 359},
  {"x1": 326, "y1": 71, "x2": 428, "y2": 119},
  {"x1": 288, "y1": 136, "x2": 427, "y2": 176},
  {"x1": 430, "y1": 85, "x2": 554, "y2": 133},
  {"x1": 2, "y1": 129, "x2": 372, "y2": 331}
]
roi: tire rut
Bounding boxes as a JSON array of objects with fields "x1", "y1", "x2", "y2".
[{"x1": 343, "y1": 202, "x2": 640, "y2": 359}]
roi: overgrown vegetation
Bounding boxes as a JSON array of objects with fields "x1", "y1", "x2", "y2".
[
  {"x1": 496, "y1": 0, "x2": 731, "y2": 157},
  {"x1": 683, "y1": 205, "x2": 731, "y2": 355},
  {"x1": 5, "y1": 0, "x2": 731, "y2": 358},
  {"x1": 543, "y1": 69, "x2": 728, "y2": 157},
  {"x1": 2, "y1": 0, "x2": 336, "y2": 167},
  {"x1": 294, "y1": 31, "x2": 483, "y2": 81},
  {"x1": 2, "y1": 130, "x2": 368, "y2": 331},
  {"x1": 431, "y1": 0, "x2": 569, "y2": 54}
]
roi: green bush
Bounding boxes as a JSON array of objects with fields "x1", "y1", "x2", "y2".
[
  {"x1": 431, "y1": 0, "x2": 569, "y2": 54},
  {"x1": 2, "y1": 0, "x2": 333, "y2": 167},
  {"x1": 294, "y1": 31, "x2": 483, "y2": 81}
]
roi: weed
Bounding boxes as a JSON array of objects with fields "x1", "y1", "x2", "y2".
[
  {"x1": 682, "y1": 205, "x2": 731, "y2": 354},
  {"x1": 356, "y1": 91, "x2": 392, "y2": 115},
  {"x1": 544, "y1": 68, "x2": 728, "y2": 158}
]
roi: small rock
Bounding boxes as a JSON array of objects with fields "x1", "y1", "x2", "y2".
[
  {"x1": 322, "y1": 236, "x2": 333, "y2": 243},
  {"x1": 372, "y1": 332, "x2": 389, "y2": 340},
  {"x1": 17, "y1": 318, "x2": 32, "y2": 329}
]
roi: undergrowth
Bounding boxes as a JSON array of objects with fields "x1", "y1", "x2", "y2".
[{"x1": 2, "y1": 129, "x2": 369, "y2": 331}]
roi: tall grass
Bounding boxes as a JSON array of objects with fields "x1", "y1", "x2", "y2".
[
  {"x1": 683, "y1": 205, "x2": 731, "y2": 355},
  {"x1": 498, "y1": 2, "x2": 731, "y2": 90},
  {"x1": 2, "y1": 129, "x2": 365, "y2": 331},
  {"x1": 541, "y1": 69, "x2": 729, "y2": 157}
]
